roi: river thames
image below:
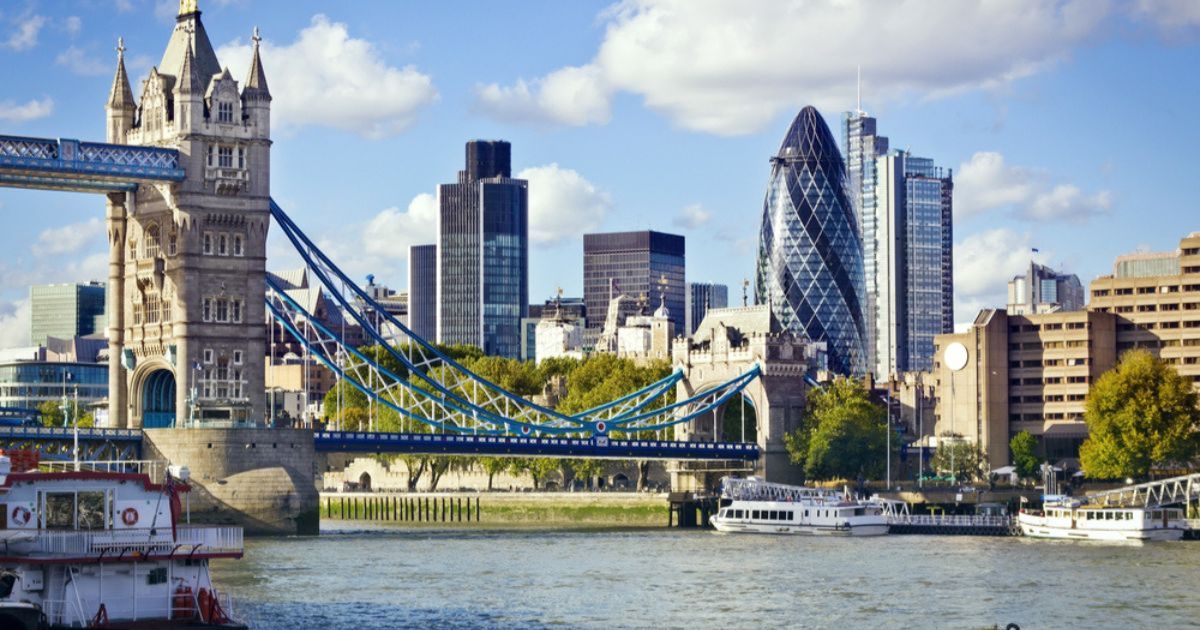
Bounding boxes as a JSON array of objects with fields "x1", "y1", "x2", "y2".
[{"x1": 212, "y1": 524, "x2": 1200, "y2": 629}]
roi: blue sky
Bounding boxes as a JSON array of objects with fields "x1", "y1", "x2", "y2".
[{"x1": 0, "y1": 0, "x2": 1198, "y2": 346}]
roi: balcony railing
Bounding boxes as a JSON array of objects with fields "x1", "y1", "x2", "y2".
[{"x1": 10, "y1": 525, "x2": 242, "y2": 557}]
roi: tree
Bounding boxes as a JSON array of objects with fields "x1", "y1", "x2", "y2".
[
  {"x1": 37, "y1": 400, "x2": 92, "y2": 428},
  {"x1": 784, "y1": 378, "x2": 889, "y2": 481},
  {"x1": 1079, "y1": 350, "x2": 1200, "y2": 479},
  {"x1": 930, "y1": 435, "x2": 985, "y2": 482},
  {"x1": 1010, "y1": 431, "x2": 1040, "y2": 481},
  {"x1": 479, "y1": 457, "x2": 510, "y2": 491}
]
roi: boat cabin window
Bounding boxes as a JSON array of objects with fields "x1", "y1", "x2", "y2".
[
  {"x1": 40, "y1": 490, "x2": 111, "y2": 530},
  {"x1": 787, "y1": 512, "x2": 794, "y2": 520},
  {"x1": 752, "y1": 510, "x2": 761, "y2": 520},
  {"x1": 0, "y1": 573, "x2": 15, "y2": 598},
  {"x1": 770, "y1": 511, "x2": 779, "y2": 520}
]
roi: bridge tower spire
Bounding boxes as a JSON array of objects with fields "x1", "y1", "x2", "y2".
[{"x1": 106, "y1": 37, "x2": 135, "y2": 143}]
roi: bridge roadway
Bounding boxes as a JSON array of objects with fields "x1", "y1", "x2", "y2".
[
  {"x1": 0, "y1": 134, "x2": 184, "y2": 193},
  {"x1": 0, "y1": 426, "x2": 759, "y2": 462}
]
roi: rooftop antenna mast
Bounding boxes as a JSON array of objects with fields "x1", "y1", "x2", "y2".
[{"x1": 856, "y1": 65, "x2": 862, "y2": 114}]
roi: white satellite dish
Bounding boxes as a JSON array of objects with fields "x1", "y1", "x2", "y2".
[{"x1": 945, "y1": 342, "x2": 969, "y2": 372}]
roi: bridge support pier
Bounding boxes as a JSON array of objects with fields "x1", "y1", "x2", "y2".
[{"x1": 143, "y1": 428, "x2": 319, "y2": 535}]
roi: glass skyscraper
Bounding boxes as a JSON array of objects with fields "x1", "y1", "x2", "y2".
[
  {"x1": 30, "y1": 282, "x2": 107, "y2": 347},
  {"x1": 407, "y1": 244, "x2": 437, "y2": 341},
  {"x1": 686, "y1": 282, "x2": 729, "y2": 334},
  {"x1": 843, "y1": 110, "x2": 889, "y2": 363},
  {"x1": 756, "y1": 106, "x2": 867, "y2": 375},
  {"x1": 871, "y1": 151, "x2": 954, "y2": 375},
  {"x1": 582, "y1": 231, "x2": 685, "y2": 342},
  {"x1": 436, "y1": 141, "x2": 529, "y2": 358}
]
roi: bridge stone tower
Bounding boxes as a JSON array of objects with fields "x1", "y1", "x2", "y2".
[
  {"x1": 105, "y1": 0, "x2": 270, "y2": 429},
  {"x1": 671, "y1": 305, "x2": 808, "y2": 491}
]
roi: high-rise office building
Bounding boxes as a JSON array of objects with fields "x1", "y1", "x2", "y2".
[
  {"x1": 582, "y1": 231, "x2": 685, "y2": 342},
  {"x1": 756, "y1": 106, "x2": 866, "y2": 375},
  {"x1": 436, "y1": 141, "x2": 529, "y2": 357},
  {"x1": 29, "y1": 282, "x2": 107, "y2": 347},
  {"x1": 686, "y1": 282, "x2": 729, "y2": 335},
  {"x1": 870, "y1": 150, "x2": 954, "y2": 376},
  {"x1": 1007, "y1": 262, "x2": 1085, "y2": 315},
  {"x1": 844, "y1": 109, "x2": 889, "y2": 362},
  {"x1": 408, "y1": 244, "x2": 437, "y2": 341}
]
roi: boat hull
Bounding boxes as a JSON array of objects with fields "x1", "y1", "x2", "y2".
[
  {"x1": 1018, "y1": 516, "x2": 1185, "y2": 542},
  {"x1": 712, "y1": 518, "x2": 888, "y2": 537}
]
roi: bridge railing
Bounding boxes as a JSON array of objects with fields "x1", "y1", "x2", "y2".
[
  {"x1": 0, "y1": 426, "x2": 143, "y2": 440},
  {"x1": 887, "y1": 514, "x2": 1013, "y2": 528},
  {"x1": 0, "y1": 134, "x2": 184, "y2": 182},
  {"x1": 1086, "y1": 473, "x2": 1200, "y2": 508}
]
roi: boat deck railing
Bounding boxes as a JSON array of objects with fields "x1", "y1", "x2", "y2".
[
  {"x1": 888, "y1": 514, "x2": 1013, "y2": 527},
  {"x1": 8, "y1": 525, "x2": 243, "y2": 557}
]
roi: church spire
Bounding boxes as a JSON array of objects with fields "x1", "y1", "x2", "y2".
[
  {"x1": 243, "y1": 26, "x2": 271, "y2": 100},
  {"x1": 107, "y1": 37, "x2": 135, "y2": 111},
  {"x1": 178, "y1": 0, "x2": 198, "y2": 17}
]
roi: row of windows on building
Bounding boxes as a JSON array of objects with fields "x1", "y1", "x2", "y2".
[
  {"x1": 1010, "y1": 393, "x2": 1087, "y2": 404},
  {"x1": 1009, "y1": 358, "x2": 1090, "y2": 368},
  {"x1": 1115, "y1": 320, "x2": 1200, "y2": 331},
  {"x1": 131, "y1": 293, "x2": 168, "y2": 325},
  {"x1": 206, "y1": 143, "x2": 246, "y2": 169},
  {"x1": 1093, "y1": 284, "x2": 1200, "y2": 297},
  {"x1": 202, "y1": 232, "x2": 244, "y2": 257},
  {"x1": 199, "y1": 348, "x2": 244, "y2": 400},
  {"x1": 201, "y1": 297, "x2": 245, "y2": 323},
  {"x1": 1007, "y1": 321, "x2": 1091, "y2": 333},
  {"x1": 129, "y1": 226, "x2": 245, "y2": 259},
  {"x1": 1100, "y1": 303, "x2": 1200, "y2": 313},
  {"x1": 1009, "y1": 375, "x2": 1090, "y2": 386}
]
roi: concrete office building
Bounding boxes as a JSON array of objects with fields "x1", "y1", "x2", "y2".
[
  {"x1": 1007, "y1": 262, "x2": 1085, "y2": 315},
  {"x1": 932, "y1": 232, "x2": 1200, "y2": 469}
]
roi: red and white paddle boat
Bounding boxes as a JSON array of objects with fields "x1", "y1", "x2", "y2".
[{"x1": 0, "y1": 453, "x2": 246, "y2": 629}]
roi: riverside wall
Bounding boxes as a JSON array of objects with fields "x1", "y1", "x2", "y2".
[{"x1": 143, "y1": 428, "x2": 320, "y2": 535}]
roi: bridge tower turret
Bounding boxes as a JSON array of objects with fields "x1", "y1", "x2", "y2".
[
  {"x1": 105, "y1": 0, "x2": 271, "y2": 429},
  {"x1": 105, "y1": 39, "x2": 136, "y2": 144}
]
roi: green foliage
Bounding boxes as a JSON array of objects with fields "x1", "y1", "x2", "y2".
[
  {"x1": 784, "y1": 378, "x2": 889, "y2": 481},
  {"x1": 930, "y1": 435, "x2": 985, "y2": 482},
  {"x1": 1009, "y1": 430, "x2": 1040, "y2": 480},
  {"x1": 38, "y1": 400, "x2": 93, "y2": 428},
  {"x1": 1079, "y1": 350, "x2": 1200, "y2": 479},
  {"x1": 721, "y1": 395, "x2": 757, "y2": 443}
]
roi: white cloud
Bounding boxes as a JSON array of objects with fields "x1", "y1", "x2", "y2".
[
  {"x1": 56, "y1": 46, "x2": 110, "y2": 77},
  {"x1": 5, "y1": 13, "x2": 46, "y2": 51},
  {"x1": 476, "y1": 0, "x2": 1111, "y2": 134},
  {"x1": 64, "y1": 16, "x2": 82, "y2": 37},
  {"x1": 476, "y1": 65, "x2": 611, "y2": 126},
  {"x1": 954, "y1": 228, "x2": 1049, "y2": 323},
  {"x1": 516, "y1": 164, "x2": 612, "y2": 244},
  {"x1": 115, "y1": 0, "x2": 135, "y2": 12},
  {"x1": 672, "y1": 204, "x2": 712, "y2": 230},
  {"x1": 362, "y1": 194, "x2": 437, "y2": 259},
  {"x1": 955, "y1": 151, "x2": 1110, "y2": 222},
  {"x1": 32, "y1": 218, "x2": 105, "y2": 257},
  {"x1": 217, "y1": 15, "x2": 438, "y2": 139},
  {"x1": 1133, "y1": 0, "x2": 1200, "y2": 30},
  {"x1": 0, "y1": 98, "x2": 54, "y2": 123},
  {"x1": 0, "y1": 299, "x2": 32, "y2": 349}
]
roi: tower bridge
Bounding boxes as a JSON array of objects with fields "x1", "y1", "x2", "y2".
[{"x1": 0, "y1": 1, "x2": 811, "y2": 532}]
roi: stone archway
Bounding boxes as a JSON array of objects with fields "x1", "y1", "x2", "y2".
[
  {"x1": 141, "y1": 369, "x2": 176, "y2": 428},
  {"x1": 358, "y1": 472, "x2": 372, "y2": 492}
]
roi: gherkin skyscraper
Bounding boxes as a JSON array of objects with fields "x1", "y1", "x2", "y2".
[{"x1": 756, "y1": 106, "x2": 867, "y2": 375}]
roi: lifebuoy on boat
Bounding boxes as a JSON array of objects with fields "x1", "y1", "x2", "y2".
[
  {"x1": 121, "y1": 507, "x2": 139, "y2": 526},
  {"x1": 10, "y1": 505, "x2": 30, "y2": 526}
]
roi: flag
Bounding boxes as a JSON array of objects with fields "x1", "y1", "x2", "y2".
[{"x1": 1032, "y1": 248, "x2": 1040, "y2": 253}]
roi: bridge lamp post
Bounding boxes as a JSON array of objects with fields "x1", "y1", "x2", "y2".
[{"x1": 72, "y1": 383, "x2": 79, "y2": 472}]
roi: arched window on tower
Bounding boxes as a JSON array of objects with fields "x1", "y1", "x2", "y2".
[
  {"x1": 167, "y1": 231, "x2": 178, "y2": 256},
  {"x1": 145, "y1": 224, "x2": 160, "y2": 259}
]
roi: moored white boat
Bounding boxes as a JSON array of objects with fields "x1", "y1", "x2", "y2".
[
  {"x1": 710, "y1": 477, "x2": 889, "y2": 536},
  {"x1": 1017, "y1": 496, "x2": 1186, "y2": 542}
]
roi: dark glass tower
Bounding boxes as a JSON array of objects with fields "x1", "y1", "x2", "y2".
[
  {"x1": 407, "y1": 244, "x2": 437, "y2": 342},
  {"x1": 437, "y1": 140, "x2": 529, "y2": 358},
  {"x1": 582, "y1": 231, "x2": 685, "y2": 341},
  {"x1": 756, "y1": 106, "x2": 867, "y2": 375}
]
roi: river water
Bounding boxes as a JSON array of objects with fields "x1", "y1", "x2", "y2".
[{"x1": 213, "y1": 524, "x2": 1200, "y2": 629}]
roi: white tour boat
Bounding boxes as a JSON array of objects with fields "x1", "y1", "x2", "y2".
[
  {"x1": 710, "y1": 477, "x2": 889, "y2": 536},
  {"x1": 1017, "y1": 495, "x2": 1187, "y2": 542},
  {"x1": 0, "y1": 453, "x2": 246, "y2": 629}
]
